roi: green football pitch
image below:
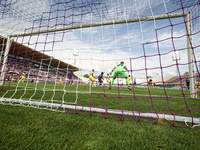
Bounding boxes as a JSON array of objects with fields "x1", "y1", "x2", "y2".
[
  {"x1": 0, "y1": 82, "x2": 200, "y2": 149},
  {"x1": 0, "y1": 82, "x2": 199, "y2": 123}
]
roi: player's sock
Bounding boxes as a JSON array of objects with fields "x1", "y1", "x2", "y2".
[
  {"x1": 99, "y1": 83, "x2": 102, "y2": 87},
  {"x1": 111, "y1": 79, "x2": 114, "y2": 85},
  {"x1": 126, "y1": 78, "x2": 130, "y2": 86},
  {"x1": 109, "y1": 80, "x2": 112, "y2": 89},
  {"x1": 126, "y1": 78, "x2": 131, "y2": 90}
]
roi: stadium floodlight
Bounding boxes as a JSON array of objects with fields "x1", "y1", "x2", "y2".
[
  {"x1": 0, "y1": 0, "x2": 200, "y2": 127},
  {"x1": 172, "y1": 51, "x2": 181, "y2": 61},
  {"x1": 171, "y1": 51, "x2": 181, "y2": 77},
  {"x1": 73, "y1": 48, "x2": 79, "y2": 66}
]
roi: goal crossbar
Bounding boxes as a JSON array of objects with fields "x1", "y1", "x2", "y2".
[
  {"x1": 1, "y1": 98, "x2": 199, "y2": 125},
  {"x1": 11, "y1": 12, "x2": 187, "y2": 37}
]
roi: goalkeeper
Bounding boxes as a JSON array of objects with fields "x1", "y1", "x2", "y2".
[{"x1": 109, "y1": 61, "x2": 131, "y2": 90}]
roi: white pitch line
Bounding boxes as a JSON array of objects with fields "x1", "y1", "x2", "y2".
[{"x1": 4, "y1": 87, "x2": 189, "y2": 99}]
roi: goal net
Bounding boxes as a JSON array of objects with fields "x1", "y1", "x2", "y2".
[{"x1": 0, "y1": 0, "x2": 200, "y2": 127}]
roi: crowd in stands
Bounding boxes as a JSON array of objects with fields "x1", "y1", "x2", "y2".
[{"x1": 1, "y1": 56, "x2": 77, "y2": 84}]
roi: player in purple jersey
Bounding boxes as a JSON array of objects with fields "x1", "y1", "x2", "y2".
[
  {"x1": 98, "y1": 72, "x2": 104, "y2": 87},
  {"x1": 68, "y1": 71, "x2": 73, "y2": 86},
  {"x1": 185, "y1": 78, "x2": 190, "y2": 90}
]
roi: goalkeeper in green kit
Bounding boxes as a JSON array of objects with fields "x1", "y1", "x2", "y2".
[{"x1": 109, "y1": 61, "x2": 132, "y2": 90}]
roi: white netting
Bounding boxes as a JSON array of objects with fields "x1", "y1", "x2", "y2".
[{"x1": 0, "y1": 0, "x2": 200, "y2": 127}]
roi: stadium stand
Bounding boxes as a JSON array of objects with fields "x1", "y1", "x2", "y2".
[{"x1": 0, "y1": 36, "x2": 82, "y2": 83}]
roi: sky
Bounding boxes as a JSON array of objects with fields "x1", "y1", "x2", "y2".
[{"x1": 0, "y1": 0, "x2": 199, "y2": 78}]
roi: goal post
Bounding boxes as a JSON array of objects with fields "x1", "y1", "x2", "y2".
[
  {"x1": 9, "y1": 12, "x2": 196, "y2": 99},
  {"x1": 1, "y1": 97, "x2": 200, "y2": 125},
  {"x1": 11, "y1": 13, "x2": 187, "y2": 38},
  {"x1": 0, "y1": 36, "x2": 12, "y2": 86},
  {"x1": 185, "y1": 12, "x2": 196, "y2": 98}
]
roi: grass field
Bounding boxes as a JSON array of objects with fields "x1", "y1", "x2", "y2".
[
  {"x1": 0, "y1": 82, "x2": 200, "y2": 149},
  {"x1": 0, "y1": 82, "x2": 200, "y2": 125}
]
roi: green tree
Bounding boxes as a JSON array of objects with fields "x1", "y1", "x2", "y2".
[{"x1": 84, "y1": 74, "x2": 89, "y2": 78}]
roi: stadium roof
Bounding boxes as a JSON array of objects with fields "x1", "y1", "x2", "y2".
[{"x1": 0, "y1": 36, "x2": 80, "y2": 72}]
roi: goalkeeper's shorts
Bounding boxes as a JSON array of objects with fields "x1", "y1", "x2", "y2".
[{"x1": 113, "y1": 71, "x2": 127, "y2": 78}]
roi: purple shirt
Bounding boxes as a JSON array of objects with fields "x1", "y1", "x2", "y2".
[
  {"x1": 68, "y1": 72, "x2": 73, "y2": 79},
  {"x1": 186, "y1": 79, "x2": 190, "y2": 86},
  {"x1": 98, "y1": 73, "x2": 103, "y2": 80}
]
